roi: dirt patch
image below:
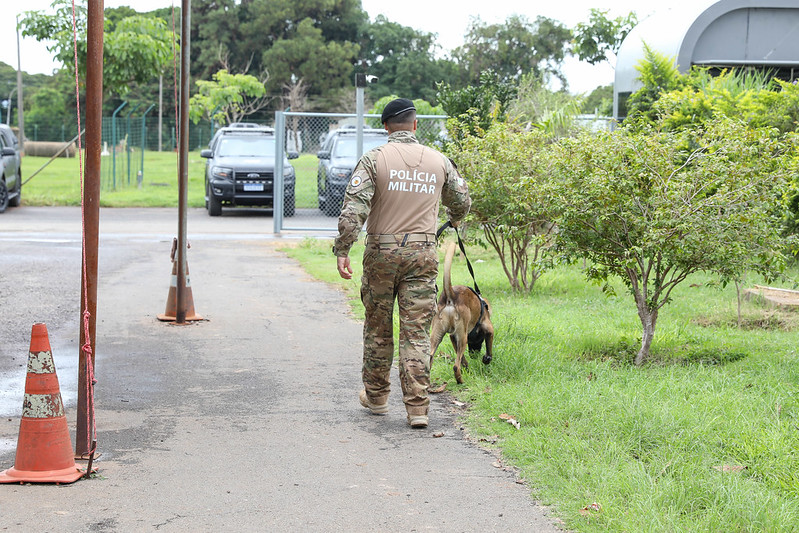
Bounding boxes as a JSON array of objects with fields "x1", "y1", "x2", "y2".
[{"x1": 743, "y1": 285, "x2": 799, "y2": 310}]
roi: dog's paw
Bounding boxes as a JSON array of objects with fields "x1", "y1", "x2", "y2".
[{"x1": 482, "y1": 354, "x2": 492, "y2": 365}]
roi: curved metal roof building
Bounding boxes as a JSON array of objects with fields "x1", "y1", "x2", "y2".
[{"x1": 614, "y1": 0, "x2": 799, "y2": 120}]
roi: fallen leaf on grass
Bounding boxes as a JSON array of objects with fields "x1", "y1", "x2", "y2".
[
  {"x1": 498, "y1": 413, "x2": 521, "y2": 429},
  {"x1": 579, "y1": 502, "x2": 603, "y2": 516},
  {"x1": 430, "y1": 383, "x2": 448, "y2": 394},
  {"x1": 452, "y1": 400, "x2": 466, "y2": 408},
  {"x1": 712, "y1": 465, "x2": 747, "y2": 472},
  {"x1": 479, "y1": 435, "x2": 499, "y2": 444}
]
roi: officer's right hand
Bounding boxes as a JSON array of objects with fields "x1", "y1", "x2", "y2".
[{"x1": 337, "y1": 256, "x2": 353, "y2": 279}]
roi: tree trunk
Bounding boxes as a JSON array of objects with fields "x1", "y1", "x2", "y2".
[
  {"x1": 735, "y1": 280, "x2": 742, "y2": 328},
  {"x1": 634, "y1": 295, "x2": 658, "y2": 366}
]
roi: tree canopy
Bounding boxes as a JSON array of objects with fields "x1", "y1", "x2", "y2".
[
  {"x1": 20, "y1": 0, "x2": 176, "y2": 97},
  {"x1": 453, "y1": 15, "x2": 571, "y2": 88}
]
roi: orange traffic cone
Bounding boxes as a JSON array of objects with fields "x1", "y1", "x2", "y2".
[
  {"x1": 0, "y1": 323, "x2": 85, "y2": 484},
  {"x1": 157, "y1": 258, "x2": 203, "y2": 322}
]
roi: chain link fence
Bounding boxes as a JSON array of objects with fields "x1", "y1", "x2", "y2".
[
  {"x1": 272, "y1": 111, "x2": 448, "y2": 232},
  {"x1": 24, "y1": 111, "x2": 216, "y2": 191}
]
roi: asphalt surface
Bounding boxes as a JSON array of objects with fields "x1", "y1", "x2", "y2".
[{"x1": 0, "y1": 207, "x2": 561, "y2": 532}]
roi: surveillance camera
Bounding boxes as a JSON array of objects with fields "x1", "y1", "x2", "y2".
[{"x1": 365, "y1": 75, "x2": 379, "y2": 83}]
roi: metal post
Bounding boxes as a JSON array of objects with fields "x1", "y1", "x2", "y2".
[
  {"x1": 6, "y1": 87, "x2": 15, "y2": 125},
  {"x1": 141, "y1": 104, "x2": 155, "y2": 179},
  {"x1": 158, "y1": 74, "x2": 163, "y2": 152},
  {"x1": 273, "y1": 111, "x2": 285, "y2": 234},
  {"x1": 111, "y1": 101, "x2": 127, "y2": 189},
  {"x1": 355, "y1": 74, "x2": 365, "y2": 159},
  {"x1": 125, "y1": 103, "x2": 141, "y2": 185},
  {"x1": 76, "y1": 0, "x2": 103, "y2": 458},
  {"x1": 16, "y1": 15, "x2": 24, "y2": 154},
  {"x1": 176, "y1": 0, "x2": 191, "y2": 323}
]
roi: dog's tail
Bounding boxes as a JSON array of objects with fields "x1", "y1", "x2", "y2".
[{"x1": 442, "y1": 241, "x2": 457, "y2": 304}]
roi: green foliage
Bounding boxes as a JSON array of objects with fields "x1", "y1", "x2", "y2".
[
  {"x1": 358, "y1": 15, "x2": 458, "y2": 104},
  {"x1": 581, "y1": 84, "x2": 614, "y2": 116},
  {"x1": 554, "y1": 118, "x2": 791, "y2": 363},
  {"x1": 507, "y1": 73, "x2": 583, "y2": 138},
  {"x1": 368, "y1": 95, "x2": 445, "y2": 146},
  {"x1": 436, "y1": 70, "x2": 517, "y2": 146},
  {"x1": 653, "y1": 69, "x2": 795, "y2": 133},
  {"x1": 449, "y1": 122, "x2": 557, "y2": 292},
  {"x1": 189, "y1": 69, "x2": 269, "y2": 125},
  {"x1": 261, "y1": 18, "x2": 360, "y2": 99},
  {"x1": 571, "y1": 9, "x2": 638, "y2": 65},
  {"x1": 20, "y1": 1, "x2": 176, "y2": 97},
  {"x1": 625, "y1": 43, "x2": 684, "y2": 124},
  {"x1": 453, "y1": 15, "x2": 571, "y2": 87}
]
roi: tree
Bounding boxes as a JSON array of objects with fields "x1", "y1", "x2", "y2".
[
  {"x1": 20, "y1": 0, "x2": 176, "y2": 97},
  {"x1": 453, "y1": 15, "x2": 571, "y2": 87},
  {"x1": 507, "y1": 73, "x2": 583, "y2": 138},
  {"x1": 261, "y1": 18, "x2": 359, "y2": 105},
  {"x1": 357, "y1": 15, "x2": 459, "y2": 103},
  {"x1": 554, "y1": 118, "x2": 790, "y2": 365},
  {"x1": 581, "y1": 84, "x2": 613, "y2": 115},
  {"x1": 449, "y1": 122, "x2": 558, "y2": 292},
  {"x1": 189, "y1": 70, "x2": 271, "y2": 125},
  {"x1": 437, "y1": 70, "x2": 517, "y2": 146},
  {"x1": 625, "y1": 43, "x2": 683, "y2": 124},
  {"x1": 189, "y1": 0, "x2": 244, "y2": 80},
  {"x1": 369, "y1": 95, "x2": 445, "y2": 146},
  {"x1": 237, "y1": 0, "x2": 364, "y2": 87},
  {"x1": 572, "y1": 9, "x2": 637, "y2": 65}
]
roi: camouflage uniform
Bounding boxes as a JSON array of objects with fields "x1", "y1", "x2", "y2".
[{"x1": 333, "y1": 130, "x2": 470, "y2": 417}]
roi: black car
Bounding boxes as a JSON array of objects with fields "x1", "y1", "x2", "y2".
[
  {"x1": 317, "y1": 128, "x2": 387, "y2": 216},
  {"x1": 0, "y1": 124, "x2": 22, "y2": 213},
  {"x1": 201, "y1": 123, "x2": 298, "y2": 217}
]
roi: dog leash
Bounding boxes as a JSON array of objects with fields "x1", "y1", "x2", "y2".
[{"x1": 436, "y1": 221, "x2": 481, "y2": 296}]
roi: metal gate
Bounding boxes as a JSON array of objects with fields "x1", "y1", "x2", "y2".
[{"x1": 272, "y1": 111, "x2": 448, "y2": 233}]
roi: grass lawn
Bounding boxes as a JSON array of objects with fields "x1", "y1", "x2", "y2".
[
  {"x1": 19, "y1": 151, "x2": 321, "y2": 209},
  {"x1": 281, "y1": 237, "x2": 799, "y2": 533}
]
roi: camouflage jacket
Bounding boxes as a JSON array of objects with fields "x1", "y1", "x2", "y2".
[{"x1": 332, "y1": 130, "x2": 471, "y2": 257}]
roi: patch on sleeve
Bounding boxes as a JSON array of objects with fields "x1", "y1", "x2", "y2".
[{"x1": 347, "y1": 169, "x2": 371, "y2": 193}]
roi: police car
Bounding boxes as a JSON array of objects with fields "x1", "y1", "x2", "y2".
[
  {"x1": 316, "y1": 127, "x2": 387, "y2": 216},
  {"x1": 201, "y1": 123, "x2": 298, "y2": 216}
]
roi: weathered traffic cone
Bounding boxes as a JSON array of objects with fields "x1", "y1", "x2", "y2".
[
  {"x1": 0, "y1": 323, "x2": 85, "y2": 484},
  {"x1": 156, "y1": 257, "x2": 203, "y2": 322}
]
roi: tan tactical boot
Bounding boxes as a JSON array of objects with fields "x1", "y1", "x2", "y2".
[
  {"x1": 359, "y1": 389, "x2": 388, "y2": 415},
  {"x1": 407, "y1": 414, "x2": 429, "y2": 429}
]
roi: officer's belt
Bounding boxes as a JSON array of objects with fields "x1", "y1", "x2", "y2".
[{"x1": 365, "y1": 233, "x2": 436, "y2": 246}]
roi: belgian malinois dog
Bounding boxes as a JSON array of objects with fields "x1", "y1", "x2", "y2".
[{"x1": 430, "y1": 242, "x2": 494, "y2": 384}]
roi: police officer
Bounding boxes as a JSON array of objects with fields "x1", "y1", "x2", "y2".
[{"x1": 333, "y1": 98, "x2": 471, "y2": 428}]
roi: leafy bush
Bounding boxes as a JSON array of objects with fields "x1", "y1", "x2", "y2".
[{"x1": 449, "y1": 122, "x2": 557, "y2": 292}]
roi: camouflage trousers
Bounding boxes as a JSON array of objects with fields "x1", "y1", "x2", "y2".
[{"x1": 360, "y1": 241, "x2": 438, "y2": 416}]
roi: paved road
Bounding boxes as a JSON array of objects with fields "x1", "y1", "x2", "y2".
[{"x1": 0, "y1": 207, "x2": 560, "y2": 532}]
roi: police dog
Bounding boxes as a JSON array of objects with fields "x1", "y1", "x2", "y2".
[{"x1": 430, "y1": 242, "x2": 494, "y2": 384}]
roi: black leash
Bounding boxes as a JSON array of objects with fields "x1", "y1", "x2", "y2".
[{"x1": 436, "y1": 221, "x2": 481, "y2": 296}]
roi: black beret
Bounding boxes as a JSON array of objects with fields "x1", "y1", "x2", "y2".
[{"x1": 381, "y1": 98, "x2": 416, "y2": 123}]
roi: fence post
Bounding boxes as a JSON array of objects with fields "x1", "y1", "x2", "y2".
[
  {"x1": 125, "y1": 103, "x2": 141, "y2": 185},
  {"x1": 111, "y1": 101, "x2": 127, "y2": 190},
  {"x1": 274, "y1": 110, "x2": 286, "y2": 234},
  {"x1": 141, "y1": 104, "x2": 155, "y2": 181}
]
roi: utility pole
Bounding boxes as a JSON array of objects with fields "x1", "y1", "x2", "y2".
[
  {"x1": 175, "y1": 0, "x2": 191, "y2": 323},
  {"x1": 76, "y1": 0, "x2": 103, "y2": 458},
  {"x1": 15, "y1": 15, "x2": 24, "y2": 152}
]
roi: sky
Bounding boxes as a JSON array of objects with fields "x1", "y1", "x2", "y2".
[{"x1": 1, "y1": 0, "x2": 701, "y2": 96}]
